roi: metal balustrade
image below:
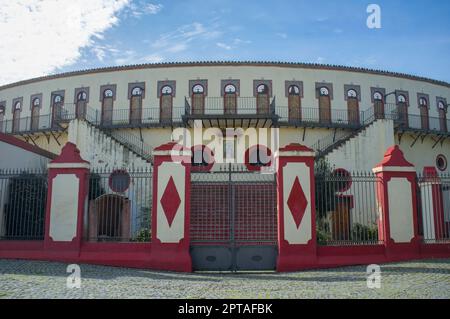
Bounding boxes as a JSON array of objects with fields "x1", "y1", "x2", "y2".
[
  {"x1": 315, "y1": 168, "x2": 382, "y2": 246},
  {"x1": 1, "y1": 100, "x2": 449, "y2": 136},
  {"x1": 0, "y1": 169, "x2": 48, "y2": 241},
  {"x1": 86, "y1": 168, "x2": 153, "y2": 242},
  {"x1": 417, "y1": 173, "x2": 450, "y2": 243}
]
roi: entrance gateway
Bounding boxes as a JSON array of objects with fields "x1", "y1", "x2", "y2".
[{"x1": 190, "y1": 163, "x2": 278, "y2": 271}]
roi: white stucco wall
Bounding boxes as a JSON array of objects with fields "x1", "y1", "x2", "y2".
[
  {"x1": 325, "y1": 119, "x2": 395, "y2": 171},
  {"x1": 1, "y1": 64, "x2": 448, "y2": 121},
  {"x1": 0, "y1": 140, "x2": 51, "y2": 170},
  {"x1": 67, "y1": 119, "x2": 150, "y2": 170}
]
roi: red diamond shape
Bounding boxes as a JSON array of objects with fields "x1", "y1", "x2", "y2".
[
  {"x1": 160, "y1": 177, "x2": 181, "y2": 227},
  {"x1": 287, "y1": 177, "x2": 308, "y2": 228}
]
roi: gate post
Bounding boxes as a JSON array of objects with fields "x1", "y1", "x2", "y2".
[
  {"x1": 151, "y1": 142, "x2": 192, "y2": 272},
  {"x1": 44, "y1": 142, "x2": 90, "y2": 258},
  {"x1": 372, "y1": 145, "x2": 421, "y2": 260},
  {"x1": 276, "y1": 143, "x2": 317, "y2": 271}
]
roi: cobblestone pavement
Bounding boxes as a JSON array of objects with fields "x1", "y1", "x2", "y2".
[{"x1": 0, "y1": 259, "x2": 449, "y2": 299}]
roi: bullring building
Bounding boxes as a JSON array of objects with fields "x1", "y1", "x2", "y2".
[{"x1": 0, "y1": 61, "x2": 449, "y2": 272}]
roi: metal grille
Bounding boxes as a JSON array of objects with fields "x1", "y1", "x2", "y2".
[
  {"x1": 190, "y1": 164, "x2": 277, "y2": 245},
  {"x1": 86, "y1": 167, "x2": 153, "y2": 242},
  {"x1": 0, "y1": 170, "x2": 47, "y2": 240},
  {"x1": 315, "y1": 168, "x2": 382, "y2": 246},
  {"x1": 417, "y1": 173, "x2": 450, "y2": 243}
]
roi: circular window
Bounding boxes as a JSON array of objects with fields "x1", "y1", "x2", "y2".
[
  {"x1": 77, "y1": 91, "x2": 87, "y2": 101},
  {"x1": 161, "y1": 85, "x2": 173, "y2": 95},
  {"x1": 192, "y1": 84, "x2": 204, "y2": 94},
  {"x1": 347, "y1": 89, "x2": 357, "y2": 99},
  {"x1": 288, "y1": 85, "x2": 300, "y2": 95},
  {"x1": 191, "y1": 145, "x2": 214, "y2": 171},
  {"x1": 53, "y1": 95, "x2": 63, "y2": 103},
  {"x1": 224, "y1": 84, "x2": 236, "y2": 94},
  {"x1": 436, "y1": 155, "x2": 447, "y2": 172},
  {"x1": 319, "y1": 87, "x2": 329, "y2": 96},
  {"x1": 373, "y1": 92, "x2": 383, "y2": 101},
  {"x1": 33, "y1": 98, "x2": 40, "y2": 107},
  {"x1": 419, "y1": 97, "x2": 428, "y2": 107},
  {"x1": 132, "y1": 87, "x2": 143, "y2": 96},
  {"x1": 397, "y1": 95, "x2": 407, "y2": 103},
  {"x1": 257, "y1": 84, "x2": 268, "y2": 94},
  {"x1": 244, "y1": 145, "x2": 273, "y2": 172},
  {"x1": 104, "y1": 89, "x2": 114, "y2": 98},
  {"x1": 332, "y1": 168, "x2": 352, "y2": 192},
  {"x1": 108, "y1": 170, "x2": 131, "y2": 193}
]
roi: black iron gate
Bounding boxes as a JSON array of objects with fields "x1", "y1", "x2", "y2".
[{"x1": 190, "y1": 164, "x2": 278, "y2": 271}]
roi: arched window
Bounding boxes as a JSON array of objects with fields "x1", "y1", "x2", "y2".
[
  {"x1": 288, "y1": 85, "x2": 300, "y2": 96},
  {"x1": 192, "y1": 84, "x2": 204, "y2": 94},
  {"x1": 319, "y1": 87, "x2": 329, "y2": 96},
  {"x1": 419, "y1": 97, "x2": 428, "y2": 107},
  {"x1": 131, "y1": 87, "x2": 143, "y2": 96},
  {"x1": 438, "y1": 101, "x2": 446, "y2": 110},
  {"x1": 14, "y1": 101, "x2": 21, "y2": 110},
  {"x1": 191, "y1": 84, "x2": 205, "y2": 115},
  {"x1": 53, "y1": 95, "x2": 63, "y2": 104},
  {"x1": 224, "y1": 84, "x2": 236, "y2": 94},
  {"x1": 397, "y1": 94, "x2": 407, "y2": 103},
  {"x1": 373, "y1": 91, "x2": 383, "y2": 101},
  {"x1": 32, "y1": 98, "x2": 40, "y2": 107},
  {"x1": 288, "y1": 85, "x2": 301, "y2": 121},
  {"x1": 104, "y1": 89, "x2": 114, "y2": 98},
  {"x1": 347, "y1": 89, "x2": 358, "y2": 99},
  {"x1": 161, "y1": 85, "x2": 173, "y2": 96},
  {"x1": 77, "y1": 91, "x2": 87, "y2": 101},
  {"x1": 257, "y1": 84, "x2": 268, "y2": 94}
]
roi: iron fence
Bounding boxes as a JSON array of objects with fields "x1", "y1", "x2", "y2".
[
  {"x1": 185, "y1": 97, "x2": 276, "y2": 116},
  {"x1": 85, "y1": 167, "x2": 153, "y2": 242},
  {"x1": 0, "y1": 169, "x2": 48, "y2": 241},
  {"x1": 417, "y1": 173, "x2": 450, "y2": 243},
  {"x1": 315, "y1": 166, "x2": 381, "y2": 245},
  {"x1": 190, "y1": 164, "x2": 277, "y2": 245}
]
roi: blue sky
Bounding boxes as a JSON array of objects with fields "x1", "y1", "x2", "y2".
[{"x1": 1, "y1": 0, "x2": 450, "y2": 85}]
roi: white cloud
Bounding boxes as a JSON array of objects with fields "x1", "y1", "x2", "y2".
[
  {"x1": 126, "y1": 1, "x2": 162, "y2": 17},
  {"x1": 0, "y1": 0, "x2": 130, "y2": 85},
  {"x1": 152, "y1": 22, "x2": 222, "y2": 54},
  {"x1": 216, "y1": 42, "x2": 232, "y2": 50},
  {"x1": 275, "y1": 33, "x2": 288, "y2": 39}
]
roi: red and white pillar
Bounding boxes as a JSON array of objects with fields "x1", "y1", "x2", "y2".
[
  {"x1": 276, "y1": 143, "x2": 317, "y2": 271},
  {"x1": 151, "y1": 142, "x2": 192, "y2": 272},
  {"x1": 44, "y1": 142, "x2": 90, "y2": 257},
  {"x1": 420, "y1": 167, "x2": 446, "y2": 241},
  {"x1": 373, "y1": 145, "x2": 421, "y2": 259}
]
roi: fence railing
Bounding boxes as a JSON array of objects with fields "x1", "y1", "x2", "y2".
[
  {"x1": 315, "y1": 168, "x2": 381, "y2": 246},
  {"x1": 417, "y1": 173, "x2": 450, "y2": 243},
  {"x1": 85, "y1": 168, "x2": 153, "y2": 243},
  {"x1": 185, "y1": 96, "x2": 276, "y2": 116},
  {"x1": 0, "y1": 170, "x2": 48, "y2": 241}
]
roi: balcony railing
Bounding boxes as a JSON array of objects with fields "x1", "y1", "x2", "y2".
[
  {"x1": 184, "y1": 96, "x2": 276, "y2": 116},
  {"x1": 0, "y1": 101, "x2": 448, "y2": 135}
]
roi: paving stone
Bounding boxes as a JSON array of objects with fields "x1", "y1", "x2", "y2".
[{"x1": 0, "y1": 259, "x2": 449, "y2": 299}]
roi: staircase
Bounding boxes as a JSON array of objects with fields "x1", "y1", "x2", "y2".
[{"x1": 312, "y1": 105, "x2": 394, "y2": 160}]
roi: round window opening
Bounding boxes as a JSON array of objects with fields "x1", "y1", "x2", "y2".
[
  {"x1": 332, "y1": 168, "x2": 352, "y2": 192},
  {"x1": 436, "y1": 155, "x2": 447, "y2": 172},
  {"x1": 109, "y1": 170, "x2": 131, "y2": 193}
]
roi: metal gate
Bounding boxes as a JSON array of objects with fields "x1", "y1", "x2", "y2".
[{"x1": 190, "y1": 164, "x2": 278, "y2": 271}]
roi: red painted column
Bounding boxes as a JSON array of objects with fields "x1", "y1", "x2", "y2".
[
  {"x1": 44, "y1": 142, "x2": 90, "y2": 258},
  {"x1": 150, "y1": 142, "x2": 192, "y2": 272},
  {"x1": 421, "y1": 167, "x2": 446, "y2": 240},
  {"x1": 276, "y1": 143, "x2": 317, "y2": 271},
  {"x1": 373, "y1": 145, "x2": 421, "y2": 260}
]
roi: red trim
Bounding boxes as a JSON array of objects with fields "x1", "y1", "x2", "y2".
[
  {"x1": 0, "y1": 132, "x2": 57, "y2": 159},
  {"x1": 276, "y1": 146, "x2": 317, "y2": 272},
  {"x1": 244, "y1": 145, "x2": 273, "y2": 172},
  {"x1": 50, "y1": 142, "x2": 88, "y2": 164},
  {"x1": 375, "y1": 145, "x2": 414, "y2": 168}
]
